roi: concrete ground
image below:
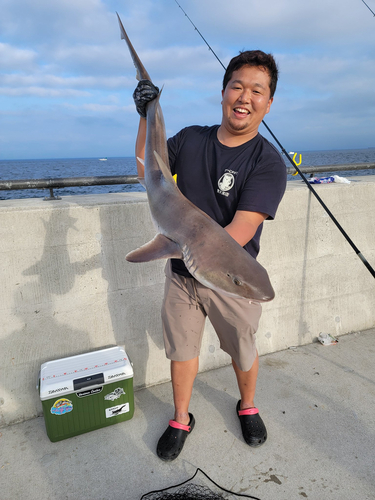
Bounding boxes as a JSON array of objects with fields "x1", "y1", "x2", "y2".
[{"x1": 1, "y1": 329, "x2": 374, "y2": 500}]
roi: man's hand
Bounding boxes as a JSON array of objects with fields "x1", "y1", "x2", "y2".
[{"x1": 133, "y1": 79, "x2": 159, "y2": 118}]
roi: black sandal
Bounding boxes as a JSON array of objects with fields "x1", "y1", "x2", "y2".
[
  {"x1": 236, "y1": 400, "x2": 267, "y2": 447},
  {"x1": 156, "y1": 413, "x2": 195, "y2": 461}
]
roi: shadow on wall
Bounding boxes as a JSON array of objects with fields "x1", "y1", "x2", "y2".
[
  {"x1": 0, "y1": 199, "x2": 169, "y2": 428},
  {"x1": 97, "y1": 200, "x2": 167, "y2": 390},
  {"x1": 1, "y1": 209, "x2": 98, "y2": 426}
]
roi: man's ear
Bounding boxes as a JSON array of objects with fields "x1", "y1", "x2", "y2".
[{"x1": 265, "y1": 97, "x2": 274, "y2": 115}]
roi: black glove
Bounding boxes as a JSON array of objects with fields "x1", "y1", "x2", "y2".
[{"x1": 133, "y1": 79, "x2": 159, "y2": 118}]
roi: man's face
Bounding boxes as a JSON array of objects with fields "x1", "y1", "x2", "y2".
[{"x1": 221, "y1": 65, "x2": 273, "y2": 139}]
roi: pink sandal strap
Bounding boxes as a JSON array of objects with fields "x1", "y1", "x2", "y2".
[
  {"x1": 169, "y1": 420, "x2": 191, "y2": 432},
  {"x1": 238, "y1": 407, "x2": 259, "y2": 416}
]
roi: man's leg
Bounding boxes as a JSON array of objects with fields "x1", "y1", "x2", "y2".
[
  {"x1": 158, "y1": 263, "x2": 204, "y2": 460},
  {"x1": 156, "y1": 358, "x2": 198, "y2": 460},
  {"x1": 232, "y1": 352, "x2": 259, "y2": 409},
  {"x1": 232, "y1": 352, "x2": 267, "y2": 447},
  {"x1": 171, "y1": 358, "x2": 199, "y2": 425}
]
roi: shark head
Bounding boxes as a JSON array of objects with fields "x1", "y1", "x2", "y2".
[
  {"x1": 196, "y1": 266, "x2": 275, "y2": 302},
  {"x1": 224, "y1": 270, "x2": 275, "y2": 302}
]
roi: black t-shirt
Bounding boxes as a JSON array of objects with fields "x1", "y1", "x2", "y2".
[{"x1": 167, "y1": 125, "x2": 287, "y2": 277}]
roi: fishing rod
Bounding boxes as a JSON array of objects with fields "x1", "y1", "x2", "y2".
[
  {"x1": 174, "y1": 0, "x2": 375, "y2": 279},
  {"x1": 361, "y1": 0, "x2": 375, "y2": 16}
]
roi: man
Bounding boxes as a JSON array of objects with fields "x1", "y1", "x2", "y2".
[{"x1": 134, "y1": 50, "x2": 287, "y2": 461}]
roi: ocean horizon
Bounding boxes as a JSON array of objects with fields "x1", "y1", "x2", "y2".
[{"x1": 1, "y1": 148, "x2": 375, "y2": 200}]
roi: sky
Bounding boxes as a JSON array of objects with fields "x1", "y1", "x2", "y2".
[{"x1": 1, "y1": 0, "x2": 375, "y2": 160}]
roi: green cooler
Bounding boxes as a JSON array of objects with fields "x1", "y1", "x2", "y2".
[{"x1": 39, "y1": 346, "x2": 134, "y2": 442}]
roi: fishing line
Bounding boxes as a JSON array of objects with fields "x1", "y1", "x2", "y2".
[
  {"x1": 174, "y1": 0, "x2": 375, "y2": 279},
  {"x1": 361, "y1": 0, "x2": 375, "y2": 16}
]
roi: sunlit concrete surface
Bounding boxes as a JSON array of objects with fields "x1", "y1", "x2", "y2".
[{"x1": 1, "y1": 329, "x2": 374, "y2": 500}]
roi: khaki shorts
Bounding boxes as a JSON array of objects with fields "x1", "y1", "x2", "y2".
[{"x1": 161, "y1": 261, "x2": 262, "y2": 372}]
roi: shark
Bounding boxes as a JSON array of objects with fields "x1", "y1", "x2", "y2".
[{"x1": 117, "y1": 13, "x2": 275, "y2": 302}]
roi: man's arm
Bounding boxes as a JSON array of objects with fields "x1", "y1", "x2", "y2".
[
  {"x1": 133, "y1": 79, "x2": 159, "y2": 179},
  {"x1": 225, "y1": 210, "x2": 268, "y2": 247}
]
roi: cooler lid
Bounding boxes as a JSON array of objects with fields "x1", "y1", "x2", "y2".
[{"x1": 39, "y1": 346, "x2": 133, "y2": 400}]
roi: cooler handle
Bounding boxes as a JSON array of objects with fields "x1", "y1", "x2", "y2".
[{"x1": 73, "y1": 373, "x2": 104, "y2": 391}]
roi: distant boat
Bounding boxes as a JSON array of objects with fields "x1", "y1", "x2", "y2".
[{"x1": 99, "y1": 157, "x2": 108, "y2": 161}]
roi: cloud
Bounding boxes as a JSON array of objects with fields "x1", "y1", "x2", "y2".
[
  {"x1": 0, "y1": 73, "x2": 132, "y2": 91},
  {"x1": 0, "y1": 87, "x2": 92, "y2": 98},
  {"x1": 1, "y1": 0, "x2": 375, "y2": 159},
  {"x1": 0, "y1": 0, "x2": 114, "y2": 44},
  {"x1": 63, "y1": 102, "x2": 132, "y2": 114},
  {"x1": 0, "y1": 43, "x2": 37, "y2": 71}
]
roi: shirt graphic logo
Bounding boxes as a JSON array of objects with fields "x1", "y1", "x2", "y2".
[{"x1": 217, "y1": 171, "x2": 236, "y2": 197}]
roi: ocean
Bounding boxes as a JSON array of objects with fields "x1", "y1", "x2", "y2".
[{"x1": 1, "y1": 148, "x2": 375, "y2": 200}]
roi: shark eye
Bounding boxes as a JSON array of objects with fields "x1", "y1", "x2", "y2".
[{"x1": 227, "y1": 273, "x2": 243, "y2": 286}]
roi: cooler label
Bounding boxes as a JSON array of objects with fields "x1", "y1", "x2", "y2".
[
  {"x1": 104, "y1": 387, "x2": 125, "y2": 401},
  {"x1": 51, "y1": 398, "x2": 73, "y2": 415},
  {"x1": 105, "y1": 403, "x2": 129, "y2": 418},
  {"x1": 76, "y1": 387, "x2": 103, "y2": 398}
]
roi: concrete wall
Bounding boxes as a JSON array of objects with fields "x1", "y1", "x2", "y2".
[{"x1": 1, "y1": 177, "x2": 374, "y2": 427}]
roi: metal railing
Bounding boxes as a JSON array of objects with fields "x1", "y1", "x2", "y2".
[
  {"x1": 285, "y1": 162, "x2": 375, "y2": 175},
  {"x1": 0, "y1": 175, "x2": 139, "y2": 200},
  {"x1": 0, "y1": 163, "x2": 374, "y2": 200}
]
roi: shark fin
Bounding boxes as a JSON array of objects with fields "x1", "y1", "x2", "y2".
[
  {"x1": 153, "y1": 150, "x2": 174, "y2": 182},
  {"x1": 135, "y1": 157, "x2": 146, "y2": 188},
  {"x1": 126, "y1": 233, "x2": 182, "y2": 262}
]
